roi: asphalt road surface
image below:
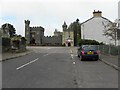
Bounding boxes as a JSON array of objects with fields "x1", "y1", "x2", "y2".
[{"x1": 2, "y1": 47, "x2": 118, "y2": 88}]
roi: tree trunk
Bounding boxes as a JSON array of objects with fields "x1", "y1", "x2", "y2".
[{"x1": 115, "y1": 39, "x2": 117, "y2": 46}]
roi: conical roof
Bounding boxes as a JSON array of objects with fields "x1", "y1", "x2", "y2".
[{"x1": 62, "y1": 21, "x2": 67, "y2": 27}]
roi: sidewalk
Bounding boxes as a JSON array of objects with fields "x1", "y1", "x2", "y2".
[
  {"x1": 100, "y1": 54, "x2": 119, "y2": 71},
  {"x1": 1, "y1": 49, "x2": 32, "y2": 62}
]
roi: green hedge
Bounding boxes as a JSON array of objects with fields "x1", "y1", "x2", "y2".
[
  {"x1": 78, "y1": 39, "x2": 104, "y2": 46},
  {"x1": 2, "y1": 38, "x2": 11, "y2": 46},
  {"x1": 2, "y1": 38, "x2": 11, "y2": 52}
]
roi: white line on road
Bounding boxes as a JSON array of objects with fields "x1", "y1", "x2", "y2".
[
  {"x1": 16, "y1": 58, "x2": 39, "y2": 70},
  {"x1": 71, "y1": 54, "x2": 74, "y2": 59},
  {"x1": 47, "y1": 48, "x2": 51, "y2": 50},
  {"x1": 73, "y1": 62, "x2": 76, "y2": 64},
  {"x1": 70, "y1": 50, "x2": 73, "y2": 54},
  {"x1": 43, "y1": 54, "x2": 49, "y2": 56}
]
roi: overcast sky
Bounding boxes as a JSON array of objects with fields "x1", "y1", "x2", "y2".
[{"x1": 0, "y1": 0, "x2": 119, "y2": 36}]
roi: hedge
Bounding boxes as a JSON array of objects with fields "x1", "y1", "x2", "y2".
[{"x1": 78, "y1": 39, "x2": 104, "y2": 46}]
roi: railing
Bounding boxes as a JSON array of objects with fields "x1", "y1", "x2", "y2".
[{"x1": 98, "y1": 45, "x2": 120, "y2": 56}]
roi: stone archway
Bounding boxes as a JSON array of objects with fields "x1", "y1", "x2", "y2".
[
  {"x1": 30, "y1": 38, "x2": 36, "y2": 45},
  {"x1": 68, "y1": 42, "x2": 71, "y2": 46},
  {"x1": 66, "y1": 38, "x2": 73, "y2": 46}
]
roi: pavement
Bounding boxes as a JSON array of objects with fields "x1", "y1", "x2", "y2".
[
  {"x1": 2, "y1": 46, "x2": 118, "y2": 88},
  {"x1": 1, "y1": 47, "x2": 33, "y2": 62},
  {"x1": 100, "y1": 54, "x2": 119, "y2": 71}
]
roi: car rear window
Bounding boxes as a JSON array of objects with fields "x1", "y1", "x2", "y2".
[{"x1": 82, "y1": 45, "x2": 97, "y2": 51}]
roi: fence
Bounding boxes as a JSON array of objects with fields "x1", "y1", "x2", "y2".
[{"x1": 98, "y1": 45, "x2": 120, "y2": 56}]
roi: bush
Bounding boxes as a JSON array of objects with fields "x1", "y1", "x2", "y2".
[
  {"x1": 2, "y1": 38, "x2": 11, "y2": 52},
  {"x1": 78, "y1": 39, "x2": 103, "y2": 46},
  {"x1": 2, "y1": 38, "x2": 11, "y2": 46}
]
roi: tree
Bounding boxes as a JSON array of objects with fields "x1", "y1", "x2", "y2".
[
  {"x1": 1, "y1": 23, "x2": 16, "y2": 37},
  {"x1": 68, "y1": 19, "x2": 81, "y2": 46},
  {"x1": 102, "y1": 21, "x2": 118, "y2": 46}
]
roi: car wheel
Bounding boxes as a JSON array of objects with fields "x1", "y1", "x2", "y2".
[{"x1": 94, "y1": 57, "x2": 98, "y2": 61}]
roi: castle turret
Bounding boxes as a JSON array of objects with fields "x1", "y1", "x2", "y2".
[
  {"x1": 25, "y1": 20, "x2": 30, "y2": 45},
  {"x1": 62, "y1": 21, "x2": 67, "y2": 31}
]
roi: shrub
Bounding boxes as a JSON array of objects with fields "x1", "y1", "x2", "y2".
[
  {"x1": 2, "y1": 38, "x2": 11, "y2": 46},
  {"x1": 78, "y1": 39, "x2": 103, "y2": 46},
  {"x1": 2, "y1": 37, "x2": 11, "y2": 52}
]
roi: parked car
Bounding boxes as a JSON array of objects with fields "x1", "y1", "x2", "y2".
[{"x1": 77, "y1": 45, "x2": 100, "y2": 61}]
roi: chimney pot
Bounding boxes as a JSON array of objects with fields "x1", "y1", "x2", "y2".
[{"x1": 93, "y1": 10, "x2": 102, "y2": 17}]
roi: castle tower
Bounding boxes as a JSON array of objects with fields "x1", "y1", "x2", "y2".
[
  {"x1": 62, "y1": 21, "x2": 67, "y2": 31},
  {"x1": 62, "y1": 21, "x2": 74, "y2": 46},
  {"x1": 25, "y1": 20, "x2": 30, "y2": 45},
  {"x1": 62, "y1": 21, "x2": 67, "y2": 45}
]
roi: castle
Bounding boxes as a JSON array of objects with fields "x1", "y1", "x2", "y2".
[
  {"x1": 25, "y1": 20, "x2": 79, "y2": 46},
  {"x1": 25, "y1": 20, "x2": 62, "y2": 46}
]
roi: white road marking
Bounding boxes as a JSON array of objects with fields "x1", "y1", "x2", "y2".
[
  {"x1": 75, "y1": 55, "x2": 78, "y2": 56},
  {"x1": 71, "y1": 54, "x2": 74, "y2": 59},
  {"x1": 73, "y1": 62, "x2": 76, "y2": 64},
  {"x1": 72, "y1": 57, "x2": 73, "y2": 59},
  {"x1": 47, "y1": 48, "x2": 51, "y2": 50},
  {"x1": 70, "y1": 50, "x2": 73, "y2": 53},
  {"x1": 71, "y1": 54, "x2": 73, "y2": 57},
  {"x1": 16, "y1": 58, "x2": 39, "y2": 70},
  {"x1": 43, "y1": 54, "x2": 49, "y2": 56}
]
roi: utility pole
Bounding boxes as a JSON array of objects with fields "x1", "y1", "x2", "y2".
[{"x1": 117, "y1": 19, "x2": 120, "y2": 69}]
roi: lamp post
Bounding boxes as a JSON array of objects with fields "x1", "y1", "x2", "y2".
[{"x1": 76, "y1": 18, "x2": 79, "y2": 46}]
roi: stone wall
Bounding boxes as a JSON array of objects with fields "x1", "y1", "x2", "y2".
[{"x1": 42, "y1": 36, "x2": 62, "y2": 46}]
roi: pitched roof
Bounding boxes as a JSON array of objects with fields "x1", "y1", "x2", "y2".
[
  {"x1": 81, "y1": 17, "x2": 94, "y2": 25},
  {"x1": 81, "y1": 16, "x2": 112, "y2": 25}
]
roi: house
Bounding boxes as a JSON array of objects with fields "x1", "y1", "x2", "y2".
[
  {"x1": 81, "y1": 10, "x2": 112, "y2": 44},
  {"x1": 118, "y1": 1, "x2": 120, "y2": 40}
]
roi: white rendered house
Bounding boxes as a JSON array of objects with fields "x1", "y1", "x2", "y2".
[{"x1": 81, "y1": 10, "x2": 113, "y2": 44}]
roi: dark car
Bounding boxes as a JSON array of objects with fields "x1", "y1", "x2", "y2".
[{"x1": 77, "y1": 45, "x2": 100, "y2": 61}]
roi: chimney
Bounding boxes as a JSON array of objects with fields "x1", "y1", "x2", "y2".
[{"x1": 93, "y1": 10, "x2": 102, "y2": 17}]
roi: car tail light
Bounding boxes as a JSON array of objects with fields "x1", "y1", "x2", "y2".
[{"x1": 82, "y1": 50, "x2": 85, "y2": 55}]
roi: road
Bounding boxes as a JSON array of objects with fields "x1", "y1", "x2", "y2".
[{"x1": 2, "y1": 47, "x2": 118, "y2": 88}]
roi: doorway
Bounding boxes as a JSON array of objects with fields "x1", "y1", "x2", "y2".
[
  {"x1": 30, "y1": 38, "x2": 36, "y2": 45},
  {"x1": 68, "y1": 42, "x2": 71, "y2": 46}
]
